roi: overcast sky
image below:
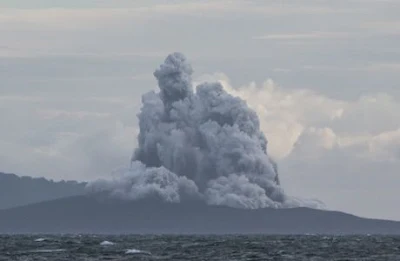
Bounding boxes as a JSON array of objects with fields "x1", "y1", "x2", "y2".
[{"x1": 0, "y1": 0, "x2": 399, "y2": 220}]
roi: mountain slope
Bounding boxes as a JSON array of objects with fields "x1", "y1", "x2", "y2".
[
  {"x1": 0, "y1": 172, "x2": 86, "y2": 209},
  {"x1": 1, "y1": 195, "x2": 399, "y2": 234}
]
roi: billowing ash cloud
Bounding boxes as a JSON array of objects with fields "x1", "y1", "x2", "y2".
[{"x1": 87, "y1": 53, "x2": 323, "y2": 209}]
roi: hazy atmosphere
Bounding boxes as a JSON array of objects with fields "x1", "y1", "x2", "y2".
[{"x1": 1, "y1": 0, "x2": 399, "y2": 220}]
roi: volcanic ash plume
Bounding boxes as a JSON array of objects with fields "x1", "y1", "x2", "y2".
[{"x1": 87, "y1": 52, "x2": 322, "y2": 209}]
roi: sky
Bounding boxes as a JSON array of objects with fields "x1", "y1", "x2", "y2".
[{"x1": 0, "y1": 0, "x2": 399, "y2": 220}]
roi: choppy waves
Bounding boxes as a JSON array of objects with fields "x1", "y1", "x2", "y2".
[{"x1": 1, "y1": 235, "x2": 400, "y2": 260}]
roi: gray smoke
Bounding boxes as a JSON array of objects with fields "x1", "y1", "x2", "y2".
[{"x1": 87, "y1": 53, "x2": 323, "y2": 209}]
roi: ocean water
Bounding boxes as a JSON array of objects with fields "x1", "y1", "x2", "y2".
[{"x1": 1, "y1": 235, "x2": 399, "y2": 260}]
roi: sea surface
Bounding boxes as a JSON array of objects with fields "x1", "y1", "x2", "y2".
[{"x1": 0, "y1": 235, "x2": 399, "y2": 260}]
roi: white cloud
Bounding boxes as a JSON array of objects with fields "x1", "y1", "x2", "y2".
[
  {"x1": 0, "y1": 1, "x2": 357, "y2": 34},
  {"x1": 253, "y1": 31, "x2": 351, "y2": 41},
  {"x1": 368, "y1": 128, "x2": 400, "y2": 160},
  {"x1": 201, "y1": 73, "x2": 400, "y2": 158},
  {"x1": 361, "y1": 20, "x2": 400, "y2": 33},
  {"x1": 197, "y1": 73, "x2": 348, "y2": 158},
  {"x1": 282, "y1": 125, "x2": 400, "y2": 220},
  {"x1": 36, "y1": 109, "x2": 112, "y2": 120},
  {"x1": 0, "y1": 0, "x2": 396, "y2": 63},
  {"x1": 0, "y1": 95, "x2": 44, "y2": 102},
  {"x1": 301, "y1": 63, "x2": 400, "y2": 73},
  {"x1": 0, "y1": 119, "x2": 138, "y2": 181},
  {"x1": 352, "y1": 63, "x2": 400, "y2": 72},
  {"x1": 0, "y1": 95, "x2": 139, "y2": 181}
]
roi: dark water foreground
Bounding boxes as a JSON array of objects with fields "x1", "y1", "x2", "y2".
[{"x1": 1, "y1": 235, "x2": 400, "y2": 261}]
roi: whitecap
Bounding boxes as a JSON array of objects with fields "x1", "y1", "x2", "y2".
[
  {"x1": 34, "y1": 238, "x2": 48, "y2": 242},
  {"x1": 30, "y1": 249, "x2": 66, "y2": 253},
  {"x1": 125, "y1": 249, "x2": 151, "y2": 255},
  {"x1": 100, "y1": 241, "x2": 115, "y2": 246}
]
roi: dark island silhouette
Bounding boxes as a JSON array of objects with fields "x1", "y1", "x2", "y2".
[
  {"x1": 1, "y1": 193, "x2": 400, "y2": 235},
  {"x1": 0, "y1": 172, "x2": 86, "y2": 210}
]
